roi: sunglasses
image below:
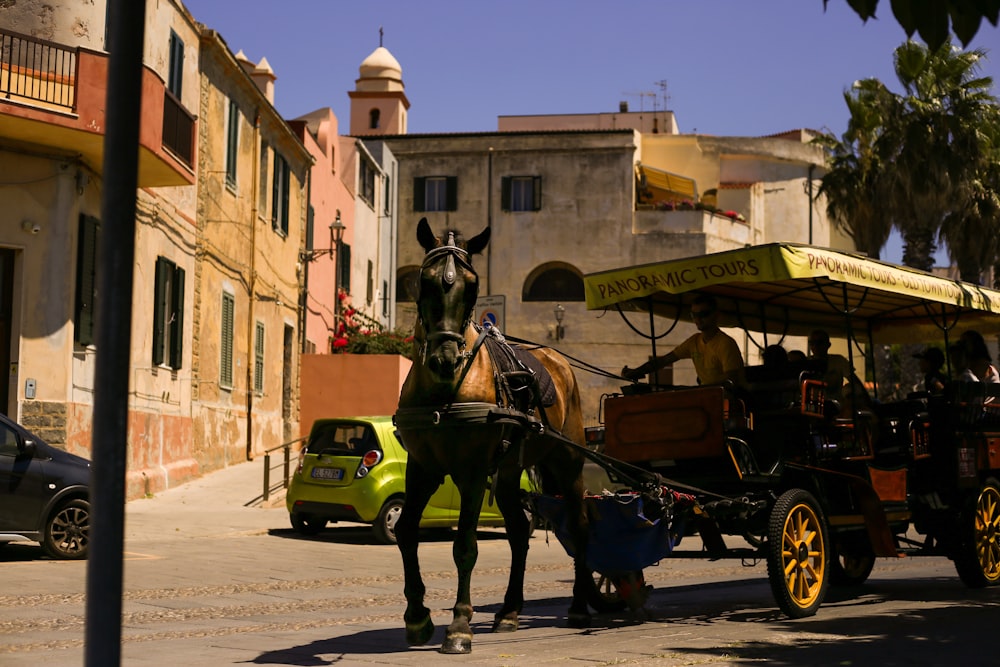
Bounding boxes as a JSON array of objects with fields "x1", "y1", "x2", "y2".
[{"x1": 691, "y1": 309, "x2": 715, "y2": 319}]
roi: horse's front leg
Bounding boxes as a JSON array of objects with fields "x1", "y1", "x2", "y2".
[
  {"x1": 440, "y1": 478, "x2": 486, "y2": 654},
  {"x1": 397, "y1": 457, "x2": 440, "y2": 647},
  {"x1": 491, "y1": 470, "x2": 530, "y2": 633}
]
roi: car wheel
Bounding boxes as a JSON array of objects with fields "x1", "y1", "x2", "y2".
[
  {"x1": 290, "y1": 512, "x2": 326, "y2": 536},
  {"x1": 42, "y1": 498, "x2": 90, "y2": 560},
  {"x1": 373, "y1": 498, "x2": 404, "y2": 545}
]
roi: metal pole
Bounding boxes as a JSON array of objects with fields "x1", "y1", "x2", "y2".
[
  {"x1": 84, "y1": 1, "x2": 146, "y2": 664},
  {"x1": 263, "y1": 453, "x2": 271, "y2": 502}
]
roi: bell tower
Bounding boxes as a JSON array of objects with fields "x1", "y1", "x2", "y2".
[{"x1": 349, "y1": 29, "x2": 409, "y2": 135}]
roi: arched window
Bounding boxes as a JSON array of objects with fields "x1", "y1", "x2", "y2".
[
  {"x1": 396, "y1": 265, "x2": 421, "y2": 302},
  {"x1": 522, "y1": 263, "x2": 585, "y2": 302},
  {"x1": 369, "y1": 108, "x2": 380, "y2": 129}
]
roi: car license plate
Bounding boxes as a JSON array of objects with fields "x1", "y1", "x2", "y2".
[{"x1": 311, "y1": 467, "x2": 344, "y2": 480}]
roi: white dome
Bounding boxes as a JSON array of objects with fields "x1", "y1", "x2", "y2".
[{"x1": 359, "y1": 46, "x2": 402, "y2": 80}]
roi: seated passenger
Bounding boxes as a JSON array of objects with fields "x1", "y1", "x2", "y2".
[
  {"x1": 913, "y1": 346, "x2": 947, "y2": 394},
  {"x1": 622, "y1": 294, "x2": 745, "y2": 387},
  {"x1": 807, "y1": 329, "x2": 872, "y2": 417}
]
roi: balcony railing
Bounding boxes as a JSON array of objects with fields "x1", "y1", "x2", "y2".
[
  {"x1": 0, "y1": 27, "x2": 76, "y2": 111},
  {"x1": 162, "y1": 88, "x2": 194, "y2": 167}
]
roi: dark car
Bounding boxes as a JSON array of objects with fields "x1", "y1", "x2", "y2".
[{"x1": 0, "y1": 413, "x2": 90, "y2": 559}]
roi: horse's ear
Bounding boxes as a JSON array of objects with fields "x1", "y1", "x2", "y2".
[
  {"x1": 416, "y1": 218, "x2": 437, "y2": 252},
  {"x1": 466, "y1": 226, "x2": 491, "y2": 256}
]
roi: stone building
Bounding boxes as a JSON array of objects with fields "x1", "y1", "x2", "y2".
[{"x1": 353, "y1": 46, "x2": 841, "y2": 423}]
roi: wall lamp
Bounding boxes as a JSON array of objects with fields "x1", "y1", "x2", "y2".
[
  {"x1": 301, "y1": 210, "x2": 345, "y2": 262},
  {"x1": 552, "y1": 303, "x2": 566, "y2": 341}
]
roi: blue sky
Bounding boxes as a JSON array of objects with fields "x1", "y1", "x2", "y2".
[{"x1": 181, "y1": 0, "x2": 999, "y2": 263}]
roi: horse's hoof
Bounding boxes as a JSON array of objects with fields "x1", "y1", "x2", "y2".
[
  {"x1": 405, "y1": 616, "x2": 434, "y2": 646},
  {"x1": 439, "y1": 632, "x2": 472, "y2": 654},
  {"x1": 492, "y1": 615, "x2": 519, "y2": 633},
  {"x1": 567, "y1": 611, "x2": 591, "y2": 629}
]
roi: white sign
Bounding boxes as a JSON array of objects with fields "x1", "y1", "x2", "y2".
[{"x1": 476, "y1": 295, "x2": 505, "y2": 332}]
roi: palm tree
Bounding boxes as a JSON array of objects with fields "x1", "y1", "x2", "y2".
[
  {"x1": 816, "y1": 79, "x2": 896, "y2": 258},
  {"x1": 887, "y1": 40, "x2": 998, "y2": 273}
]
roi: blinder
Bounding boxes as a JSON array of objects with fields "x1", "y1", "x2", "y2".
[{"x1": 417, "y1": 237, "x2": 480, "y2": 363}]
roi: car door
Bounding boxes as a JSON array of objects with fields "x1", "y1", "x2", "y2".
[{"x1": 0, "y1": 421, "x2": 45, "y2": 532}]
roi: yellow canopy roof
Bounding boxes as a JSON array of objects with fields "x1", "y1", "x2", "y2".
[
  {"x1": 637, "y1": 164, "x2": 697, "y2": 203},
  {"x1": 584, "y1": 243, "x2": 1000, "y2": 342}
]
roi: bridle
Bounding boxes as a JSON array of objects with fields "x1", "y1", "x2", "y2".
[{"x1": 417, "y1": 232, "x2": 479, "y2": 364}]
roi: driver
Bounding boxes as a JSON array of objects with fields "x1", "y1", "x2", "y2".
[{"x1": 621, "y1": 294, "x2": 744, "y2": 386}]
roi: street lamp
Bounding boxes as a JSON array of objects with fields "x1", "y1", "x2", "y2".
[{"x1": 553, "y1": 303, "x2": 566, "y2": 341}]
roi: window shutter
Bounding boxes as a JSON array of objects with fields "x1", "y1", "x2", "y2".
[
  {"x1": 339, "y1": 244, "x2": 352, "y2": 294},
  {"x1": 74, "y1": 214, "x2": 100, "y2": 346},
  {"x1": 533, "y1": 176, "x2": 543, "y2": 211},
  {"x1": 152, "y1": 257, "x2": 167, "y2": 365},
  {"x1": 500, "y1": 177, "x2": 511, "y2": 211},
  {"x1": 169, "y1": 267, "x2": 185, "y2": 369},
  {"x1": 168, "y1": 31, "x2": 184, "y2": 97},
  {"x1": 413, "y1": 177, "x2": 425, "y2": 211},
  {"x1": 220, "y1": 293, "x2": 234, "y2": 387},
  {"x1": 254, "y1": 321, "x2": 264, "y2": 394},
  {"x1": 281, "y1": 161, "x2": 290, "y2": 234},
  {"x1": 446, "y1": 176, "x2": 458, "y2": 211}
]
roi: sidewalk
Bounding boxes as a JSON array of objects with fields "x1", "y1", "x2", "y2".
[{"x1": 125, "y1": 459, "x2": 288, "y2": 542}]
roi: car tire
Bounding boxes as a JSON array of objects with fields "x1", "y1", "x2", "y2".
[
  {"x1": 290, "y1": 512, "x2": 326, "y2": 536},
  {"x1": 42, "y1": 498, "x2": 90, "y2": 560},
  {"x1": 373, "y1": 498, "x2": 404, "y2": 545}
]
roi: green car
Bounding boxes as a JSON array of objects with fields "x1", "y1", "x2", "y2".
[{"x1": 286, "y1": 416, "x2": 537, "y2": 544}]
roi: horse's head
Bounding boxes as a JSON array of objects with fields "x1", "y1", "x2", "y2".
[{"x1": 414, "y1": 217, "x2": 491, "y2": 382}]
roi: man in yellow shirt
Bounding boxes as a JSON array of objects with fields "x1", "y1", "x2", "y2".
[{"x1": 621, "y1": 294, "x2": 744, "y2": 386}]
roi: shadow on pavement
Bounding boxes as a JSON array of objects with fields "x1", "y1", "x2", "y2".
[{"x1": 266, "y1": 526, "x2": 512, "y2": 546}]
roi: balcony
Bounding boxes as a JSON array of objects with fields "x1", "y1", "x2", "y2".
[
  {"x1": 634, "y1": 208, "x2": 752, "y2": 246},
  {"x1": 0, "y1": 28, "x2": 195, "y2": 187}
]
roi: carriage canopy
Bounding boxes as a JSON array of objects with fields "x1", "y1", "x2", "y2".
[{"x1": 583, "y1": 243, "x2": 1000, "y2": 343}]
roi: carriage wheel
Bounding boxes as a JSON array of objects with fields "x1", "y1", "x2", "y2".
[
  {"x1": 589, "y1": 572, "x2": 628, "y2": 613},
  {"x1": 954, "y1": 479, "x2": 1000, "y2": 588},
  {"x1": 829, "y1": 549, "x2": 875, "y2": 587},
  {"x1": 766, "y1": 489, "x2": 830, "y2": 618}
]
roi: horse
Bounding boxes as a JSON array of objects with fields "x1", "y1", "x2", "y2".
[{"x1": 393, "y1": 217, "x2": 597, "y2": 654}]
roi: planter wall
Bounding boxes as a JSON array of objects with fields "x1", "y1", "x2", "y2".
[{"x1": 299, "y1": 354, "x2": 412, "y2": 438}]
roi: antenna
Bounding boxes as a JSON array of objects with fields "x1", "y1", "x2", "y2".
[
  {"x1": 655, "y1": 79, "x2": 670, "y2": 111},
  {"x1": 379, "y1": 26, "x2": 384, "y2": 47},
  {"x1": 621, "y1": 90, "x2": 655, "y2": 112}
]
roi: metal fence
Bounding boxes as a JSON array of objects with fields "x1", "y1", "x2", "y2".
[
  {"x1": 0, "y1": 27, "x2": 77, "y2": 111},
  {"x1": 261, "y1": 437, "x2": 306, "y2": 502}
]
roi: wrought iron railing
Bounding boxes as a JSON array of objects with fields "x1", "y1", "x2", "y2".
[
  {"x1": 261, "y1": 437, "x2": 306, "y2": 502},
  {"x1": 162, "y1": 88, "x2": 194, "y2": 166},
  {"x1": 0, "y1": 27, "x2": 77, "y2": 111}
]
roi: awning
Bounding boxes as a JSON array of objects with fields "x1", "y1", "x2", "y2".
[
  {"x1": 583, "y1": 243, "x2": 1000, "y2": 342},
  {"x1": 637, "y1": 164, "x2": 697, "y2": 203}
]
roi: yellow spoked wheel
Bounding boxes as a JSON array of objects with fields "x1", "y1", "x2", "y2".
[
  {"x1": 766, "y1": 489, "x2": 830, "y2": 618},
  {"x1": 955, "y1": 479, "x2": 1000, "y2": 588}
]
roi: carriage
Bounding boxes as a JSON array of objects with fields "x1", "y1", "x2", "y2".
[
  {"x1": 394, "y1": 224, "x2": 1000, "y2": 654},
  {"x1": 562, "y1": 242, "x2": 1000, "y2": 618}
]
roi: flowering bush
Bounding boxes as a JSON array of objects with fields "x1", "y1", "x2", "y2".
[{"x1": 332, "y1": 291, "x2": 414, "y2": 357}]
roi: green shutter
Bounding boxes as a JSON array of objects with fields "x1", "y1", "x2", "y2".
[
  {"x1": 413, "y1": 177, "x2": 425, "y2": 211},
  {"x1": 152, "y1": 257, "x2": 167, "y2": 365},
  {"x1": 533, "y1": 176, "x2": 543, "y2": 211},
  {"x1": 339, "y1": 244, "x2": 352, "y2": 294},
  {"x1": 254, "y1": 321, "x2": 264, "y2": 394},
  {"x1": 446, "y1": 176, "x2": 458, "y2": 211},
  {"x1": 169, "y1": 267, "x2": 185, "y2": 369},
  {"x1": 74, "y1": 214, "x2": 100, "y2": 346},
  {"x1": 220, "y1": 293, "x2": 234, "y2": 387},
  {"x1": 500, "y1": 176, "x2": 511, "y2": 211}
]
